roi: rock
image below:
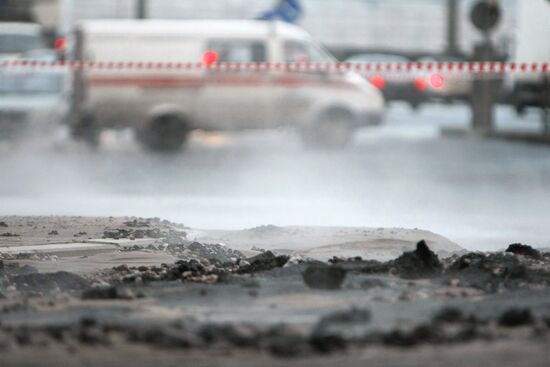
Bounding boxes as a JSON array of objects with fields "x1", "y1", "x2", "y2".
[
  {"x1": 237, "y1": 251, "x2": 289, "y2": 274},
  {"x1": 9, "y1": 271, "x2": 90, "y2": 291},
  {"x1": 268, "y1": 334, "x2": 308, "y2": 357},
  {"x1": 329, "y1": 256, "x2": 363, "y2": 264},
  {"x1": 302, "y1": 265, "x2": 347, "y2": 290},
  {"x1": 113, "y1": 264, "x2": 129, "y2": 272},
  {"x1": 392, "y1": 240, "x2": 442, "y2": 279},
  {"x1": 48, "y1": 230, "x2": 59, "y2": 236},
  {"x1": 185, "y1": 242, "x2": 244, "y2": 263},
  {"x1": 446, "y1": 252, "x2": 535, "y2": 291},
  {"x1": 505, "y1": 244, "x2": 541, "y2": 259},
  {"x1": 134, "y1": 228, "x2": 163, "y2": 239},
  {"x1": 498, "y1": 308, "x2": 535, "y2": 327},
  {"x1": 0, "y1": 221, "x2": 8, "y2": 228},
  {"x1": 266, "y1": 325, "x2": 309, "y2": 357},
  {"x1": 103, "y1": 229, "x2": 131, "y2": 240},
  {"x1": 433, "y1": 307, "x2": 466, "y2": 324},
  {"x1": 123, "y1": 219, "x2": 150, "y2": 227},
  {"x1": 317, "y1": 308, "x2": 371, "y2": 326},
  {"x1": 382, "y1": 324, "x2": 442, "y2": 347},
  {"x1": 2, "y1": 263, "x2": 38, "y2": 276},
  {"x1": 128, "y1": 326, "x2": 196, "y2": 349},
  {"x1": 82, "y1": 285, "x2": 136, "y2": 300},
  {"x1": 199, "y1": 324, "x2": 260, "y2": 348},
  {"x1": 1, "y1": 233, "x2": 19, "y2": 237},
  {"x1": 311, "y1": 308, "x2": 371, "y2": 352}
]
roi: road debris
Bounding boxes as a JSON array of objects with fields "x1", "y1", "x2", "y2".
[
  {"x1": 302, "y1": 265, "x2": 347, "y2": 290},
  {"x1": 237, "y1": 251, "x2": 290, "y2": 274},
  {"x1": 505, "y1": 243, "x2": 542, "y2": 259},
  {"x1": 391, "y1": 240, "x2": 443, "y2": 279},
  {"x1": 1, "y1": 217, "x2": 549, "y2": 366}
]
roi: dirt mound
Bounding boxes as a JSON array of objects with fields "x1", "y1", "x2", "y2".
[{"x1": 391, "y1": 240, "x2": 443, "y2": 279}]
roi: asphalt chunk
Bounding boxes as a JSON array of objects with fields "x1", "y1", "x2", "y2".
[
  {"x1": 392, "y1": 240, "x2": 442, "y2": 279},
  {"x1": 505, "y1": 244, "x2": 541, "y2": 259},
  {"x1": 302, "y1": 265, "x2": 347, "y2": 290}
]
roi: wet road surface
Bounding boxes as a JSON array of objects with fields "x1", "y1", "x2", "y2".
[{"x1": 1, "y1": 103, "x2": 549, "y2": 251}]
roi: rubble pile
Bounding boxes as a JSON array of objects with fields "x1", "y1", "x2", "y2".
[
  {"x1": 1, "y1": 234, "x2": 550, "y2": 360},
  {"x1": 107, "y1": 260, "x2": 230, "y2": 285},
  {"x1": 1, "y1": 267, "x2": 90, "y2": 293},
  {"x1": 326, "y1": 242, "x2": 550, "y2": 293},
  {"x1": 104, "y1": 251, "x2": 289, "y2": 286},
  {"x1": 103, "y1": 228, "x2": 163, "y2": 240},
  {"x1": 165, "y1": 241, "x2": 244, "y2": 263},
  {"x1": 390, "y1": 240, "x2": 443, "y2": 278},
  {"x1": 444, "y1": 251, "x2": 550, "y2": 292}
]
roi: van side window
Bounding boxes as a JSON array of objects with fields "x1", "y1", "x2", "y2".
[
  {"x1": 284, "y1": 41, "x2": 333, "y2": 63},
  {"x1": 208, "y1": 41, "x2": 267, "y2": 63}
]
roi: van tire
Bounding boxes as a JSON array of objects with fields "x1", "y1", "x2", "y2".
[
  {"x1": 301, "y1": 109, "x2": 355, "y2": 150},
  {"x1": 138, "y1": 115, "x2": 189, "y2": 152},
  {"x1": 72, "y1": 113, "x2": 100, "y2": 148}
]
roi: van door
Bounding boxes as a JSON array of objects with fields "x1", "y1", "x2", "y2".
[
  {"x1": 275, "y1": 40, "x2": 339, "y2": 127},
  {"x1": 199, "y1": 40, "x2": 273, "y2": 130}
]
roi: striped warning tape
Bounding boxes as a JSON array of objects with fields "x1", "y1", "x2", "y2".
[{"x1": 0, "y1": 60, "x2": 549, "y2": 74}]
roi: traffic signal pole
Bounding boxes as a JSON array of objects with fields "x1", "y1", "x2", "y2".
[
  {"x1": 470, "y1": 1, "x2": 501, "y2": 135},
  {"x1": 136, "y1": 0, "x2": 147, "y2": 19},
  {"x1": 447, "y1": 0, "x2": 460, "y2": 56}
]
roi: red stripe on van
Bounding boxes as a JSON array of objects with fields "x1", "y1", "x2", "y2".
[
  {"x1": 208, "y1": 74, "x2": 265, "y2": 86},
  {"x1": 88, "y1": 74, "x2": 359, "y2": 90},
  {"x1": 89, "y1": 75, "x2": 205, "y2": 88}
]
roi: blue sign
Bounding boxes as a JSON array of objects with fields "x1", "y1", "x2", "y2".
[{"x1": 257, "y1": 0, "x2": 304, "y2": 24}]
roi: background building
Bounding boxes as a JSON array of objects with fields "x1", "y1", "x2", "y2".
[
  {"x1": 3, "y1": 0, "x2": 518, "y2": 56},
  {"x1": 64, "y1": 0, "x2": 517, "y2": 56}
]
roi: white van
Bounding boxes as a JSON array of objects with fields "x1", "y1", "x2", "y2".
[{"x1": 71, "y1": 20, "x2": 384, "y2": 151}]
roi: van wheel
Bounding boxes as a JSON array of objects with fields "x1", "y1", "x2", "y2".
[
  {"x1": 301, "y1": 109, "x2": 355, "y2": 150},
  {"x1": 72, "y1": 113, "x2": 100, "y2": 148},
  {"x1": 138, "y1": 115, "x2": 189, "y2": 152}
]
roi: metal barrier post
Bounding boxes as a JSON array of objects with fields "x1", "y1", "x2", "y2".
[
  {"x1": 543, "y1": 76, "x2": 550, "y2": 135},
  {"x1": 471, "y1": 42, "x2": 496, "y2": 134}
]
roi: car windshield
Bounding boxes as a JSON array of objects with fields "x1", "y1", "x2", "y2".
[
  {"x1": 0, "y1": 71, "x2": 64, "y2": 95},
  {"x1": 0, "y1": 34, "x2": 46, "y2": 54}
]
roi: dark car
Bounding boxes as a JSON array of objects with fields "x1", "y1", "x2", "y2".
[{"x1": 345, "y1": 53, "x2": 428, "y2": 109}]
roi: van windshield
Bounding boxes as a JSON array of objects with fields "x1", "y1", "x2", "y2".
[
  {"x1": 0, "y1": 71, "x2": 63, "y2": 95},
  {"x1": 284, "y1": 41, "x2": 334, "y2": 63},
  {"x1": 0, "y1": 34, "x2": 46, "y2": 54}
]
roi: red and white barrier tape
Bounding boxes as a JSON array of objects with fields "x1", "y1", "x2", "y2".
[{"x1": 1, "y1": 60, "x2": 549, "y2": 74}]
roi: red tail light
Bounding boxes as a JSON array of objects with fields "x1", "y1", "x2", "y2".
[
  {"x1": 54, "y1": 37, "x2": 67, "y2": 52},
  {"x1": 430, "y1": 73, "x2": 445, "y2": 89},
  {"x1": 370, "y1": 75, "x2": 385, "y2": 90},
  {"x1": 414, "y1": 77, "x2": 427, "y2": 91},
  {"x1": 202, "y1": 51, "x2": 219, "y2": 66}
]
